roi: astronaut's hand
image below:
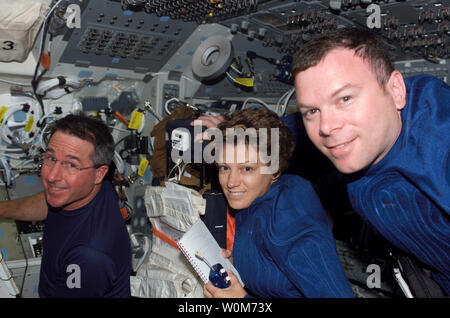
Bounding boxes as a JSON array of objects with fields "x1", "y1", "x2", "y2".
[{"x1": 203, "y1": 270, "x2": 246, "y2": 298}]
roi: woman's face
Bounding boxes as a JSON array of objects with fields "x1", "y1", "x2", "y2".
[{"x1": 218, "y1": 143, "x2": 277, "y2": 210}]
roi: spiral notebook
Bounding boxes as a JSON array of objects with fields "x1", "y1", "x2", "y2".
[{"x1": 177, "y1": 219, "x2": 244, "y2": 286}]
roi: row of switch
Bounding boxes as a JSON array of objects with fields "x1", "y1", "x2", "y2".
[
  {"x1": 121, "y1": 0, "x2": 259, "y2": 23},
  {"x1": 78, "y1": 28, "x2": 175, "y2": 58}
]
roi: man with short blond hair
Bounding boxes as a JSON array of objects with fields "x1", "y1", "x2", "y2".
[{"x1": 292, "y1": 27, "x2": 449, "y2": 296}]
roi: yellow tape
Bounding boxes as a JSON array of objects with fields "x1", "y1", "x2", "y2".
[
  {"x1": 128, "y1": 111, "x2": 143, "y2": 130},
  {"x1": 24, "y1": 116, "x2": 34, "y2": 132},
  {"x1": 0, "y1": 106, "x2": 7, "y2": 123},
  {"x1": 138, "y1": 157, "x2": 149, "y2": 176},
  {"x1": 235, "y1": 77, "x2": 254, "y2": 87}
]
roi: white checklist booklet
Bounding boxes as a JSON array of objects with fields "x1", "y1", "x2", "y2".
[{"x1": 177, "y1": 219, "x2": 244, "y2": 286}]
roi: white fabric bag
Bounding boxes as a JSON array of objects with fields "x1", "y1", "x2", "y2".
[
  {"x1": 0, "y1": 0, "x2": 49, "y2": 62},
  {"x1": 131, "y1": 182, "x2": 206, "y2": 298}
]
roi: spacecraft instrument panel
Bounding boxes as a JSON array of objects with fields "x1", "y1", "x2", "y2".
[{"x1": 0, "y1": 0, "x2": 448, "y2": 298}]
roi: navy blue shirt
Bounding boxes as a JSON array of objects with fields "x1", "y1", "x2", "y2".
[
  {"x1": 39, "y1": 181, "x2": 131, "y2": 298},
  {"x1": 347, "y1": 74, "x2": 450, "y2": 295},
  {"x1": 233, "y1": 174, "x2": 354, "y2": 298}
]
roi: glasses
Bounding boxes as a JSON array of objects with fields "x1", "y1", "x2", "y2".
[{"x1": 42, "y1": 153, "x2": 98, "y2": 175}]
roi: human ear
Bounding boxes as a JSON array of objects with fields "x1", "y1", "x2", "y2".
[
  {"x1": 94, "y1": 165, "x2": 109, "y2": 184},
  {"x1": 387, "y1": 70, "x2": 406, "y2": 111},
  {"x1": 271, "y1": 173, "x2": 281, "y2": 184}
]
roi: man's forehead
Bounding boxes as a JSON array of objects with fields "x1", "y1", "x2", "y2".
[
  {"x1": 48, "y1": 131, "x2": 95, "y2": 157},
  {"x1": 295, "y1": 48, "x2": 373, "y2": 89},
  {"x1": 314, "y1": 47, "x2": 368, "y2": 69}
]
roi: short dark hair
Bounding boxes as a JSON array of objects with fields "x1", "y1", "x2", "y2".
[
  {"x1": 291, "y1": 27, "x2": 394, "y2": 87},
  {"x1": 216, "y1": 108, "x2": 295, "y2": 175},
  {"x1": 46, "y1": 113, "x2": 114, "y2": 167}
]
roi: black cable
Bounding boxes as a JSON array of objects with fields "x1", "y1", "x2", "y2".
[
  {"x1": 32, "y1": 2, "x2": 59, "y2": 115},
  {"x1": 115, "y1": 134, "x2": 133, "y2": 147},
  {"x1": 246, "y1": 50, "x2": 278, "y2": 65},
  {"x1": 17, "y1": 234, "x2": 28, "y2": 298}
]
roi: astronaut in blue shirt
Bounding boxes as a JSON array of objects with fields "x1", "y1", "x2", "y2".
[
  {"x1": 0, "y1": 114, "x2": 131, "y2": 298},
  {"x1": 203, "y1": 108, "x2": 354, "y2": 298},
  {"x1": 292, "y1": 27, "x2": 449, "y2": 296},
  {"x1": 38, "y1": 114, "x2": 131, "y2": 297}
]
